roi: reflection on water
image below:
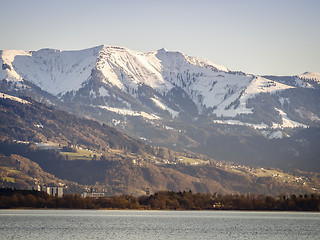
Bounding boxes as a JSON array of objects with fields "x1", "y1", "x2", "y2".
[{"x1": 0, "y1": 210, "x2": 319, "y2": 240}]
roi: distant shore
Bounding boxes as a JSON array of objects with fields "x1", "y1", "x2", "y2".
[{"x1": 1, "y1": 188, "x2": 319, "y2": 211}]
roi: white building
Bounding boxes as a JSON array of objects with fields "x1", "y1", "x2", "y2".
[{"x1": 32, "y1": 185, "x2": 64, "y2": 197}]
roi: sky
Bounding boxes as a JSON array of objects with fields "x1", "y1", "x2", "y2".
[{"x1": 1, "y1": 0, "x2": 319, "y2": 76}]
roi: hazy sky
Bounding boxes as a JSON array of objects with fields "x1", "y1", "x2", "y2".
[{"x1": 1, "y1": 0, "x2": 319, "y2": 75}]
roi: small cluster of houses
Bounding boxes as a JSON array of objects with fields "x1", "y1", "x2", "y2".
[
  {"x1": 33, "y1": 185, "x2": 64, "y2": 197},
  {"x1": 81, "y1": 192, "x2": 106, "y2": 198},
  {"x1": 81, "y1": 187, "x2": 151, "y2": 198},
  {"x1": 81, "y1": 186, "x2": 106, "y2": 198}
]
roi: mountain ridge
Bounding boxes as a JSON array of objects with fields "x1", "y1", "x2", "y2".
[
  {"x1": 2, "y1": 45, "x2": 319, "y2": 120},
  {"x1": 1, "y1": 45, "x2": 320, "y2": 171}
]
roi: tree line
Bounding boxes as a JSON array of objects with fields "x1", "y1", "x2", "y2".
[{"x1": 0, "y1": 188, "x2": 319, "y2": 211}]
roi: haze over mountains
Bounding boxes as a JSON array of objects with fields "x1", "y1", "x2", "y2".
[{"x1": 1, "y1": 45, "x2": 320, "y2": 172}]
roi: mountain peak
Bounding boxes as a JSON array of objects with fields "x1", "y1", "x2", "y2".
[
  {"x1": 298, "y1": 72, "x2": 320, "y2": 82},
  {"x1": 157, "y1": 47, "x2": 168, "y2": 53}
]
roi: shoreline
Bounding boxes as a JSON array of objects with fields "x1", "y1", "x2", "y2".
[{"x1": 1, "y1": 208, "x2": 319, "y2": 212}]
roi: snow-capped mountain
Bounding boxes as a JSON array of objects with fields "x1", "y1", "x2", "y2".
[
  {"x1": 2, "y1": 45, "x2": 319, "y2": 129},
  {"x1": 1, "y1": 45, "x2": 320, "y2": 171}
]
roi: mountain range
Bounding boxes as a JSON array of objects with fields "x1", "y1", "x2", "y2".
[{"x1": 1, "y1": 45, "x2": 320, "y2": 172}]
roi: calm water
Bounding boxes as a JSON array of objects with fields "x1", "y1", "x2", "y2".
[{"x1": 0, "y1": 210, "x2": 319, "y2": 240}]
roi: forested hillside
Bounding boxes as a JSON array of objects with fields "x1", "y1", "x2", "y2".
[{"x1": 1, "y1": 96, "x2": 319, "y2": 196}]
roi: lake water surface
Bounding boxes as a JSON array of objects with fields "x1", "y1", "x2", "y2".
[{"x1": 0, "y1": 210, "x2": 319, "y2": 239}]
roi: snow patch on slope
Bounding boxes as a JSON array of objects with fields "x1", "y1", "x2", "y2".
[
  {"x1": 213, "y1": 119, "x2": 269, "y2": 129},
  {"x1": 213, "y1": 107, "x2": 308, "y2": 129},
  {"x1": 99, "y1": 86, "x2": 109, "y2": 97},
  {"x1": 279, "y1": 97, "x2": 290, "y2": 106},
  {"x1": 1, "y1": 50, "x2": 31, "y2": 81},
  {"x1": 151, "y1": 97, "x2": 179, "y2": 118},
  {"x1": 0, "y1": 92, "x2": 30, "y2": 104},
  {"x1": 261, "y1": 130, "x2": 283, "y2": 139},
  {"x1": 98, "y1": 105, "x2": 160, "y2": 120},
  {"x1": 273, "y1": 108, "x2": 307, "y2": 128},
  {"x1": 247, "y1": 76, "x2": 294, "y2": 94}
]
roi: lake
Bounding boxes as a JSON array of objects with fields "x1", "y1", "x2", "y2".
[{"x1": 0, "y1": 210, "x2": 319, "y2": 239}]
